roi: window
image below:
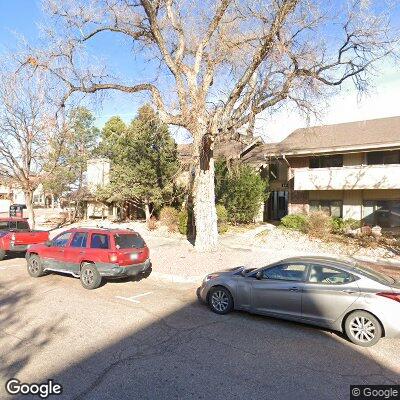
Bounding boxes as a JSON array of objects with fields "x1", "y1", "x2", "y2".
[
  {"x1": 0, "y1": 221, "x2": 9, "y2": 230},
  {"x1": 114, "y1": 234, "x2": 145, "y2": 249},
  {"x1": 52, "y1": 232, "x2": 72, "y2": 247},
  {"x1": 16, "y1": 221, "x2": 30, "y2": 230},
  {"x1": 263, "y1": 264, "x2": 308, "y2": 281},
  {"x1": 70, "y1": 232, "x2": 88, "y2": 248},
  {"x1": 309, "y1": 155, "x2": 343, "y2": 168},
  {"x1": 9, "y1": 221, "x2": 17, "y2": 230},
  {"x1": 308, "y1": 265, "x2": 354, "y2": 285},
  {"x1": 90, "y1": 233, "x2": 109, "y2": 249},
  {"x1": 309, "y1": 200, "x2": 342, "y2": 217},
  {"x1": 366, "y1": 150, "x2": 400, "y2": 165}
]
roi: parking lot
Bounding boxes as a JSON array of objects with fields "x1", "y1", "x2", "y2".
[{"x1": 1, "y1": 254, "x2": 399, "y2": 400}]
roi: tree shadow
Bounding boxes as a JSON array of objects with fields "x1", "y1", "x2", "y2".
[
  {"x1": 9, "y1": 292, "x2": 398, "y2": 400},
  {"x1": 0, "y1": 280, "x2": 66, "y2": 385}
]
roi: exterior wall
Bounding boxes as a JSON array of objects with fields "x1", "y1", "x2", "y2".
[
  {"x1": 343, "y1": 152, "x2": 364, "y2": 166},
  {"x1": 87, "y1": 159, "x2": 110, "y2": 193},
  {"x1": 287, "y1": 157, "x2": 309, "y2": 215},
  {"x1": 343, "y1": 191, "x2": 363, "y2": 220}
]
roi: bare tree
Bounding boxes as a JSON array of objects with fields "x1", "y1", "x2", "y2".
[
  {"x1": 23, "y1": 0, "x2": 398, "y2": 250},
  {"x1": 0, "y1": 66, "x2": 65, "y2": 227}
]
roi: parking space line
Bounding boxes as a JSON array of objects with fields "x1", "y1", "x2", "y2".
[{"x1": 115, "y1": 291, "x2": 153, "y2": 303}]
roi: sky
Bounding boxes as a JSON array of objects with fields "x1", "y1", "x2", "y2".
[{"x1": 1, "y1": 0, "x2": 400, "y2": 144}]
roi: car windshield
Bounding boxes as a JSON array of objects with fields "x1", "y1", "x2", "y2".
[
  {"x1": 114, "y1": 234, "x2": 145, "y2": 249},
  {"x1": 352, "y1": 263, "x2": 395, "y2": 285}
]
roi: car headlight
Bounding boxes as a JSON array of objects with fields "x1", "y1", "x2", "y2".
[{"x1": 204, "y1": 274, "x2": 219, "y2": 282}]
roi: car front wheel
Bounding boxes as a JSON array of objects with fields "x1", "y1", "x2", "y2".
[
  {"x1": 27, "y1": 254, "x2": 44, "y2": 277},
  {"x1": 344, "y1": 311, "x2": 382, "y2": 347},
  {"x1": 80, "y1": 263, "x2": 102, "y2": 290},
  {"x1": 208, "y1": 286, "x2": 234, "y2": 315}
]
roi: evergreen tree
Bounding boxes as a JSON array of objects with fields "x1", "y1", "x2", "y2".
[{"x1": 97, "y1": 105, "x2": 180, "y2": 222}]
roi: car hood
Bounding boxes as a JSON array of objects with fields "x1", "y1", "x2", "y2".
[{"x1": 208, "y1": 266, "x2": 256, "y2": 277}]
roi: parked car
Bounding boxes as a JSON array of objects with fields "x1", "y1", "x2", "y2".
[
  {"x1": 0, "y1": 217, "x2": 49, "y2": 260},
  {"x1": 25, "y1": 228, "x2": 151, "y2": 289},
  {"x1": 197, "y1": 256, "x2": 400, "y2": 347}
]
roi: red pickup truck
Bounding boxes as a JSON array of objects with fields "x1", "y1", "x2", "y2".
[{"x1": 0, "y1": 218, "x2": 49, "y2": 260}]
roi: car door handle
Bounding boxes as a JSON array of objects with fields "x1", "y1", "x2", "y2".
[
  {"x1": 289, "y1": 287, "x2": 300, "y2": 292},
  {"x1": 342, "y1": 289, "x2": 357, "y2": 294}
]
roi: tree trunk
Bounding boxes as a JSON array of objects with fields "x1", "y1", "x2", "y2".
[
  {"x1": 24, "y1": 191, "x2": 35, "y2": 229},
  {"x1": 144, "y1": 200, "x2": 151, "y2": 225},
  {"x1": 192, "y1": 133, "x2": 218, "y2": 252}
]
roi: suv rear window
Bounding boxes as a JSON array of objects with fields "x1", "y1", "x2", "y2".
[
  {"x1": 17, "y1": 221, "x2": 30, "y2": 230},
  {"x1": 114, "y1": 234, "x2": 145, "y2": 249}
]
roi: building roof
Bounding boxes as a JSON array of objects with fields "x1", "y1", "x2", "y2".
[
  {"x1": 241, "y1": 116, "x2": 400, "y2": 162},
  {"x1": 279, "y1": 116, "x2": 400, "y2": 155}
]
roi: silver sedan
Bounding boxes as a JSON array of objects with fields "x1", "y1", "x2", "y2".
[{"x1": 198, "y1": 256, "x2": 400, "y2": 346}]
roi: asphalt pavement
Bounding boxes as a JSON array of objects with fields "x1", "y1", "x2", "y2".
[{"x1": 0, "y1": 255, "x2": 399, "y2": 400}]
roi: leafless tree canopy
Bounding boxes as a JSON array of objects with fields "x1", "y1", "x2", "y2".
[
  {"x1": 0, "y1": 64, "x2": 66, "y2": 226},
  {"x1": 26, "y1": 0, "x2": 398, "y2": 139},
  {"x1": 18, "y1": 0, "x2": 399, "y2": 250}
]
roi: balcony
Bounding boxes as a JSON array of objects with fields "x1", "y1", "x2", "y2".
[{"x1": 293, "y1": 164, "x2": 400, "y2": 191}]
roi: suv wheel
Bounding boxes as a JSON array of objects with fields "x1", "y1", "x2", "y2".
[
  {"x1": 27, "y1": 254, "x2": 44, "y2": 277},
  {"x1": 0, "y1": 250, "x2": 6, "y2": 261},
  {"x1": 344, "y1": 311, "x2": 382, "y2": 347},
  {"x1": 208, "y1": 286, "x2": 234, "y2": 315},
  {"x1": 80, "y1": 263, "x2": 102, "y2": 290}
]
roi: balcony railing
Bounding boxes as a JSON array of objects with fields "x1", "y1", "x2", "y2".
[{"x1": 293, "y1": 164, "x2": 400, "y2": 191}]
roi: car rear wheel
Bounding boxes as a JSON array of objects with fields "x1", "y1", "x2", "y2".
[
  {"x1": 208, "y1": 286, "x2": 234, "y2": 315},
  {"x1": 27, "y1": 254, "x2": 44, "y2": 277},
  {"x1": 0, "y1": 250, "x2": 6, "y2": 261},
  {"x1": 344, "y1": 311, "x2": 382, "y2": 347},
  {"x1": 80, "y1": 263, "x2": 102, "y2": 290}
]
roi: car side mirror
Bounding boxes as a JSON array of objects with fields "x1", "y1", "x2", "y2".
[
  {"x1": 45, "y1": 240, "x2": 52, "y2": 247},
  {"x1": 256, "y1": 271, "x2": 263, "y2": 280}
]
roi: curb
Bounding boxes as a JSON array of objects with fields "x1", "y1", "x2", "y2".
[{"x1": 150, "y1": 271, "x2": 202, "y2": 284}]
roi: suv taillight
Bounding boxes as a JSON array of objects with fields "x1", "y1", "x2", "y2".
[
  {"x1": 109, "y1": 252, "x2": 118, "y2": 263},
  {"x1": 377, "y1": 292, "x2": 400, "y2": 303}
]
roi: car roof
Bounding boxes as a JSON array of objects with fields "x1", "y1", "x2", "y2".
[
  {"x1": 0, "y1": 217, "x2": 28, "y2": 222},
  {"x1": 64, "y1": 227, "x2": 140, "y2": 235},
  {"x1": 270, "y1": 255, "x2": 356, "y2": 270}
]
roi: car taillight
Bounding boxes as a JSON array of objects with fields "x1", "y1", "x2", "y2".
[
  {"x1": 109, "y1": 252, "x2": 118, "y2": 263},
  {"x1": 377, "y1": 292, "x2": 400, "y2": 303}
]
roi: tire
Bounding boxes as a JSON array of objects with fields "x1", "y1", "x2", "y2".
[
  {"x1": 344, "y1": 311, "x2": 382, "y2": 347},
  {"x1": 0, "y1": 250, "x2": 5, "y2": 261},
  {"x1": 208, "y1": 286, "x2": 234, "y2": 315},
  {"x1": 80, "y1": 263, "x2": 102, "y2": 290},
  {"x1": 27, "y1": 254, "x2": 45, "y2": 277}
]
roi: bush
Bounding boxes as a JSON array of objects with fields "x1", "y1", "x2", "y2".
[
  {"x1": 159, "y1": 206, "x2": 179, "y2": 233},
  {"x1": 216, "y1": 204, "x2": 229, "y2": 234},
  {"x1": 331, "y1": 217, "x2": 361, "y2": 234},
  {"x1": 222, "y1": 164, "x2": 267, "y2": 223},
  {"x1": 147, "y1": 216, "x2": 157, "y2": 231},
  {"x1": 281, "y1": 214, "x2": 309, "y2": 232},
  {"x1": 178, "y1": 209, "x2": 189, "y2": 235},
  {"x1": 306, "y1": 211, "x2": 332, "y2": 238}
]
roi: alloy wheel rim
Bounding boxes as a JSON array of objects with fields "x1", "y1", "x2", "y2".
[
  {"x1": 83, "y1": 269, "x2": 94, "y2": 285},
  {"x1": 211, "y1": 290, "x2": 229, "y2": 312},
  {"x1": 349, "y1": 316, "x2": 376, "y2": 343},
  {"x1": 29, "y1": 259, "x2": 39, "y2": 273}
]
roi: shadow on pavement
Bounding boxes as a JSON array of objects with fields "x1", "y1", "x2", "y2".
[{"x1": 2, "y1": 293, "x2": 396, "y2": 400}]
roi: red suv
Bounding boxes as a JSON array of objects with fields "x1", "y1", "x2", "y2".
[{"x1": 25, "y1": 228, "x2": 151, "y2": 289}]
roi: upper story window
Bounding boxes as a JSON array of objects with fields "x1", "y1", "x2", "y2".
[
  {"x1": 366, "y1": 150, "x2": 400, "y2": 165},
  {"x1": 309, "y1": 155, "x2": 343, "y2": 168}
]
